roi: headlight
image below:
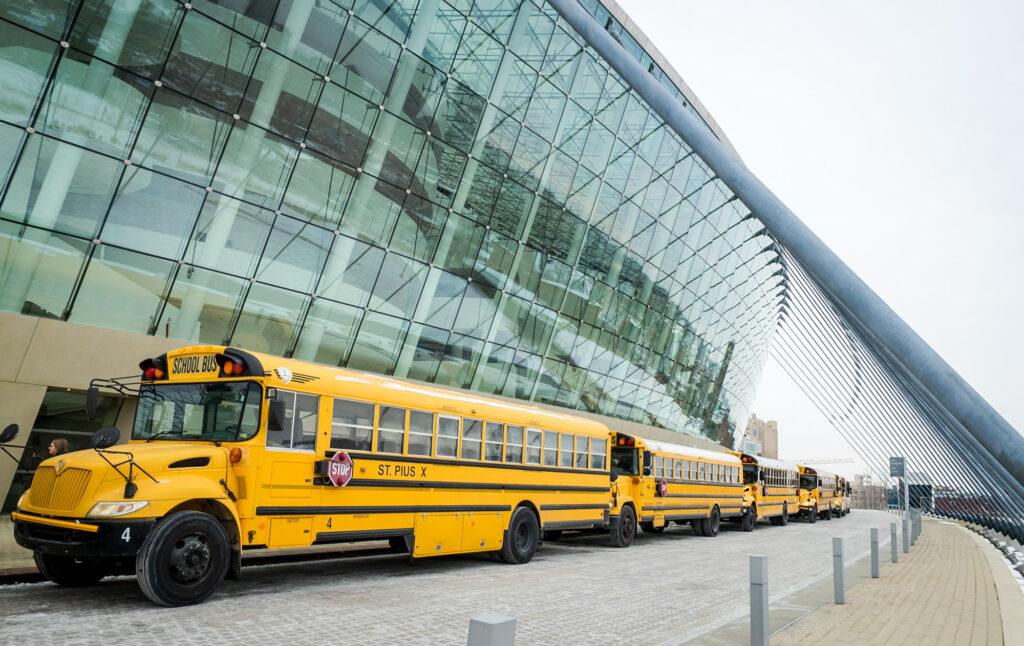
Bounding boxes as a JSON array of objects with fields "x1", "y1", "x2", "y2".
[
  {"x1": 86, "y1": 501, "x2": 150, "y2": 518},
  {"x1": 16, "y1": 491, "x2": 28, "y2": 510}
]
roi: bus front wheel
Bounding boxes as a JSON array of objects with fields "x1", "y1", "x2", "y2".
[
  {"x1": 136, "y1": 511, "x2": 230, "y2": 607},
  {"x1": 499, "y1": 507, "x2": 539, "y2": 564},
  {"x1": 611, "y1": 506, "x2": 636, "y2": 548},
  {"x1": 704, "y1": 506, "x2": 721, "y2": 537},
  {"x1": 34, "y1": 552, "x2": 109, "y2": 587},
  {"x1": 808, "y1": 508, "x2": 817, "y2": 524}
]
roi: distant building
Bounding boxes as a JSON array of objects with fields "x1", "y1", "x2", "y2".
[
  {"x1": 853, "y1": 474, "x2": 887, "y2": 510},
  {"x1": 744, "y1": 413, "x2": 779, "y2": 459}
]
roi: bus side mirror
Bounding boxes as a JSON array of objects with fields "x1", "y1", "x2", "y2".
[
  {"x1": 642, "y1": 451, "x2": 652, "y2": 476},
  {"x1": 0, "y1": 424, "x2": 17, "y2": 444},
  {"x1": 91, "y1": 426, "x2": 120, "y2": 449},
  {"x1": 86, "y1": 387, "x2": 99, "y2": 420},
  {"x1": 268, "y1": 399, "x2": 287, "y2": 432}
]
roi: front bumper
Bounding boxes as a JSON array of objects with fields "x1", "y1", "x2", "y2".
[{"x1": 13, "y1": 511, "x2": 156, "y2": 557}]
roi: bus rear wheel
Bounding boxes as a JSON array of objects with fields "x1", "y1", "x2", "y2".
[
  {"x1": 34, "y1": 552, "x2": 109, "y2": 587},
  {"x1": 611, "y1": 506, "x2": 636, "y2": 548},
  {"x1": 704, "y1": 507, "x2": 721, "y2": 537},
  {"x1": 500, "y1": 506, "x2": 539, "y2": 564},
  {"x1": 808, "y1": 508, "x2": 817, "y2": 524},
  {"x1": 136, "y1": 511, "x2": 230, "y2": 607},
  {"x1": 741, "y1": 506, "x2": 756, "y2": 532}
]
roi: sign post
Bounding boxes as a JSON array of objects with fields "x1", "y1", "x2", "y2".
[{"x1": 890, "y1": 456, "x2": 910, "y2": 552}]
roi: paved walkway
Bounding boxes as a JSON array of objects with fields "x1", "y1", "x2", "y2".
[{"x1": 774, "y1": 519, "x2": 1009, "y2": 645}]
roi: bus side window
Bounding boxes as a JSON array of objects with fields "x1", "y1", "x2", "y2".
[
  {"x1": 675, "y1": 460, "x2": 682, "y2": 479},
  {"x1": 461, "y1": 418, "x2": 482, "y2": 460},
  {"x1": 377, "y1": 406, "x2": 406, "y2": 454},
  {"x1": 484, "y1": 422, "x2": 503, "y2": 462},
  {"x1": 525, "y1": 428, "x2": 542, "y2": 464},
  {"x1": 266, "y1": 392, "x2": 295, "y2": 448},
  {"x1": 331, "y1": 399, "x2": 373, "y2": 452},
  {"x1": 505, "y1": 425, "x2": 524, "y2": 463},
  {"x1": 574, "y1": 435, "x2": 588, "y2": 469},
  {"x1": 559, "y1": 433, "x2": 573, "y2": 467},
  {"x1": 655, "y1": 455, "x2": 663, "y2": 478},
  {"x1": 292, "y1": 394, "x2": 318, "y2": 449},
  {"x1": 436, "y1": 415, "x2": 459, "y2": 457},
  {"x1": 589, "y1": 439, "x2": 606, "y2": 470},
  {"x1": 543, "y1": 431, "x2": 557, "y2": 467},
  {"x1": 408, "y1": 410, "x2": 433, "y2": 456}
]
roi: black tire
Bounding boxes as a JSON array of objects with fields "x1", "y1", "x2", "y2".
[
  {"x1": 611, "y1": 506, "x2": 636, "y2": 548},
  {"x1": 741, "y1": 506, "x2": 755, "y2": 532},
  {"x1": 499, "y1": 506, "x2": 539, "y2": 564},
  {"x1": 704, "y1": 506, "x2": 720, "y2": 537},
  {"x1": 34, "y1": 552, "x2": 109, "y2": 587},
  {"x1": 136, "y1": 511, "x2": 231, "y2": 607},
  {"x1": 691, "y1": 519, "x2": 705, "y2": 536},
  {"x1": 640, "y1": 521, "x2": 665, "y2": 534},
  {"x1": 808, "y1": 508, "x2": 817, "y2": 524},
  {"x1": 542, "y1": 530, "x2": 562, "y2": 541},
  {"x1": 824, "y1": 508, "x2": 832, "y2": 521},
  {"x1": 780, "y1": 503, "x2": 789, "y2": 526}
]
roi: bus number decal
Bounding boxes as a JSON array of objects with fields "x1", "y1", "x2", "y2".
[{"x1": 377, "y1": 464, "x2": 427, "y2": 478}]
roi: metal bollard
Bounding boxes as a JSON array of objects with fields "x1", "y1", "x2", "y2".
[
  {"x1": 833, "y1": 536, "x2": 846, "y2": 604},
  {"x1": 871, "y1": 528, "x2": 880, "y2": 578},
  {"x1": 467, "y1": 614, "x2": 516, "y2": 646},
  {"x1": 911, "y1": 511, "x2": 918, "y2": 546},
  {"x1": 750, "y1": 555, "x2": 769, "y2": 646},
  {"x1": 890, "y1": 522, "x2": 898, "y2": 563},
  {"x1": 903, "y1": 518, "x2": 910, "y2": 553}
]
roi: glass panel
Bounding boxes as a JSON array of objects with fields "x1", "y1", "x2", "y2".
[
  {"x1": 101, "y1": 167, "x2": 206, "y2": 258},
  {"x1": 69, "y1": 245, "x2": 173, "y2": 333},
  {"x1": 305, "y1": 82, "x2": 376, "y2": 168},
  {"x1": 292, "y1": 298, "x2": 362, "y2": 366},
  {"x1": 460, "y1": 417, "x2": 481, "y2": 460},
  {"x1": 132, "y1": 88, "x2": 232, "y2": 186},
  {"x1": 255, "y1": 214, "x2": 333, "y2": 293},
  {"x1": 436, "y1": 414, "x2": 459, "y2": 457},
  {"x1": 1, "y1": 136, "x2": 122, "y2": 239},
  {"x1": 389, "y1": 194, "x2": 445, "y2": 263},
  {"x1": 0, "y1": 221, "x2": 88, "y2": 318},
  {"x1": 408, "y1": 409, "x2": 433, "y2": 457},
  {"x1": 525, "y1": 427, "x2": 541, "y2": 465},
  {"x1": 281, "y1": 149, "x2": 356, "y2": 229},
  {"x1": 543, "y1": 430, "x2": 557, "y2": 467},
  {"x1": 589, "y1": 439, "x2": 605, "y2": 470},
  {"x1": 163, "y1": 10, "x2": 259, "y2": 115},
  {"x1": 0, "y1": 21, "x2": 58, "y2": 126},
  {"x1": 346, "y1": 310, "x2": 408, "y2": 374},
  {"x1": 239, "y1": 48, "x2": 320, "y2": 142},
  {"x1": 377, "y1": 405, "x2": 406, "y2": 454},
  {"x1": 37, "y1": 51, "x2": 150, "y2": 158},
  {"x1": 331, "y1": 18, "x2": 401, "y2": 106},
  {"x1": 574, "y1": 435, "x2": 588, "y2": 469},
  {"x1": 156, "y1": 265, "x2": 246, "y2": 343},
  {"x1": 316, "y1": 236, "x2": 384, "y2": 307},
  {"x1": 484, "y1": 421, "x2": 503, "y2": 462},
  {"x1": 433, "y1": 332, "x2": 482, "y2": 389},
  {"x1": 70, "y1": 0, "x2": 181, "y2": 76},
  {"x1": 266, "y1": 391, "x2": 295, "y2": 448},
  {"x1": 370, "y1": 253, "x2": 427, "y2": 317},
  {"x1": 184, "y1": 193, "x2": 275, "y2": 279},
  {"x1": 655, "y1": 455, "x2": 663, "y2": 478},
  {"x1": 214, "y1": 122, "x2": 299, "y2": 209},
  {"x1": 231, "y1": 282, "x2": 307, "y2": 355},
  {"x1": 266, "y1": 0, "x2": 347, "y2": 75},
  {"x1": 505, "y1": 424, "x2": 523, "y2": 463},
  {"x1": 1, "y1": 0, "x2": 77, "y2": 40},
  {"x1": 331, "y1": 398, "x2": 374, "y2": 451}
]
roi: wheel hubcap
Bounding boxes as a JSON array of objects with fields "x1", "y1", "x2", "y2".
[{"x1": 170, "y1": 534, "x2": 211, "y2": 584}]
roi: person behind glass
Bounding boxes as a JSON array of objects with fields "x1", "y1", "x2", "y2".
[{"x1": 49, "y1": 438, "x2": 69, "y2": 457}]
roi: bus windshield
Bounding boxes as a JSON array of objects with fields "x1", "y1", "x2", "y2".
[
  {"x1": 799, "y1": 474, "x2": 817, "y2": 491},
  {"x1": 742, "y1": 464, "x2": 758, "y2": 484},
  {"x1": 133, "y1": 381, "x2": 262, "y2": 442},
  {"x1": 610, "y1": 448, "x2": 638, "y2": 476}
]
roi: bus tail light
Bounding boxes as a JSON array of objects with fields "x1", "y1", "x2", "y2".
[{"x1": 214, "y1": 350, "x2": 261, "y2": 377}]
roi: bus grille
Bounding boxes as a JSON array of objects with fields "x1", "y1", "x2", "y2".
[{"x1": 29, "y1": 466, "x2": 92, "y2": 511}]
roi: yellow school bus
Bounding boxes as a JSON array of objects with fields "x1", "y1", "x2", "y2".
[
  {"x1": 10, "y1": 345, "x2": 613, "y2": 606},
  {"x1": 816, "y1": 469, "x2": 839, "y2": 520},
  {"x1": 796, "y1": 465, "x2": 831, "y2": 522},
  {"x1": 607, "y1": 433, "x2": 744, "y2": 541},
  {"x1": 728, "y1": 452, "x2": 799, "y2": 530}
]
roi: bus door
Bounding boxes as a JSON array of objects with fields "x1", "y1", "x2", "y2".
[
  {"x1": 263, "y1": 389, "x2": 322, "y2": 548},
  {"x1": 610, "y1": 446, "x2": 642, "y2": 505}
]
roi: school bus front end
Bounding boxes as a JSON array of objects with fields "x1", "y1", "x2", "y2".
[{"x1": 12, "y1": 345, "x2": 266, "y2": 606}]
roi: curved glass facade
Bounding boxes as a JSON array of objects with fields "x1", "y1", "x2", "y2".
[{"x1": 0, "y1": 0, "x2": 783, "y2": 446}]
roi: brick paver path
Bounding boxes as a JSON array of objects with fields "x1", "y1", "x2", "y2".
[{"x1": 775, "y1": 519, "x2": 1004, "y2": 645}]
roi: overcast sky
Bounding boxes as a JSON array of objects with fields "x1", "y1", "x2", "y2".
[{"x1": 617, "y1": 0, "x2": 1024, "y2": 479}]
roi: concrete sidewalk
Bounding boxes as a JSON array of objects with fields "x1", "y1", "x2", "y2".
[{"x1": 773, "y1": 518, "x2": 1022, "y2": 645}]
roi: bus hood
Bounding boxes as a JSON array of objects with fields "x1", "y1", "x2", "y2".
[{"x1": 18, "y1": 443, "x2": 230, "y2": 518}]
